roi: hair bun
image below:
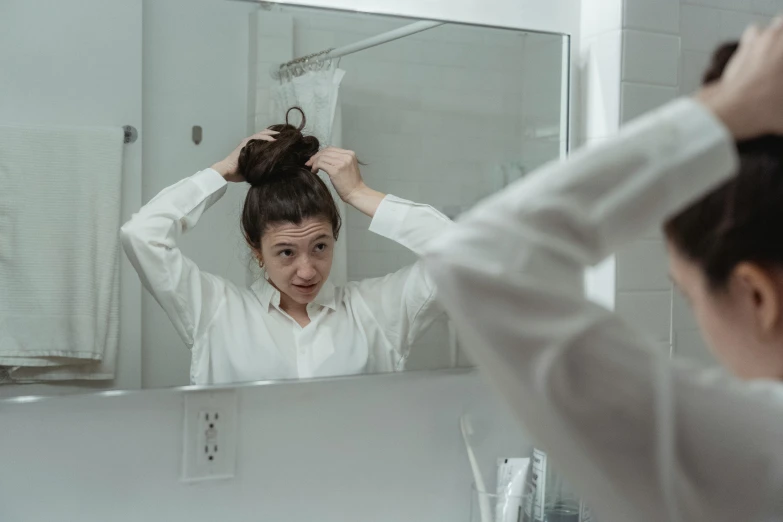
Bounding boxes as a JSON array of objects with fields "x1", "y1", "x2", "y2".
[{"x1": 238, "y1": 107, "x2": 320, "y2": 187}]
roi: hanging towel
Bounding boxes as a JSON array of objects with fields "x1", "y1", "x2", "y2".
[{"x1": 0, "y1": 125, "x2": 123, "y2": 381}]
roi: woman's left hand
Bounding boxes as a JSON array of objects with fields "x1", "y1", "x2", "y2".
[
  {"x1": 306, "y1": 147, "x2": 366, "y2": 204},
  {"x1": 212, "y1": 129, "x2": 278, "y2": 182}
]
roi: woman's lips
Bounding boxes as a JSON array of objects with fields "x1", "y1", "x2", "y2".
[{"x1": 292, "y1": 283, "x2": 318, "y2": 294}]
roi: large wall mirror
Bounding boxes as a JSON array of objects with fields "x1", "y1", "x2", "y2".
[{"x1": 0, "y1": 0, "x2": 569, "y2": 399}]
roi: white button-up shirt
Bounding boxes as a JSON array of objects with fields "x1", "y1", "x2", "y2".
[
  {"x1": 424, "y1": 99, "x2": 783, "y2": 522},
  {"x1": 121, "y1": 168, "x2": 450, "y2": 385}
]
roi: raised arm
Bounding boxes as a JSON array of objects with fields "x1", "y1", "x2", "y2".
[
  {"x1": 121, "y1": 170, "x2": 228, "y2": 346},
  {"x1": 308, "y1": 148, "x2": 452, "y2": 357},
  {"x1": 306, "y1": 147, "x2": 386, "y2": 218},
  {"x1": 121, "y1": 130, "x2": 278, "y2": 346},
  {"x1": 423, "y1": 25, "x2": 783, "y2": 522}
]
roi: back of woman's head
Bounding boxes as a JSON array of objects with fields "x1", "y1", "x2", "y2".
[
  {"x1": 238, "y1": 107, "x2": 341, "y2": 252},
  {"x1": 664, "y1": 41, "x2": 783, "y2": 288}
]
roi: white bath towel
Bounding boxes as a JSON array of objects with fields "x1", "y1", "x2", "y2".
[{"x1": 0, "y1": 125, "x2": 123, "y2": 381}]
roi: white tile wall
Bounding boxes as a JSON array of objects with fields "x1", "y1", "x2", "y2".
[
  {"x1": 655, "y1": 340, "x2": 673, "y2": 356},
  {"x1": 519, "y1": 139, "x2": 564, "y2": 171},
  {"x1": 680, "y1": 4, "x2": 721, "y2": 52},
  {"x1": 672, "y1": 291, "x2": 700, "y2": 332},
  {"x1": 719, "y1": 9, "x2": 767, "y2": 40},
  {"x1": 622, "y1": 30, "x2": 681, "y2": 85},
  {"x1": 616, "y1": 290, "x2": 672, "y2": 342},
  {"x1": 641, "y1": 223, "x2": 665, "y2": 240},
  {"x1": 680, "y1": 49, "x2": 711, "y2": 94},
  {"x1": 621, "y1": 82, "x2": 678, "y2": 122},
  {"x1": 752, "y1": 0, "x2": 783, "y2": 15},
  {"x1": 671, "y1": 287, "x2": 709, "y2": 368},
  {"x1": 616, "y1": 239, "x2": 671, "y2": 291},
  {"x1": 624, "y1": 0, "x2": 681, "y2": 34},
  {"x1": 674, "y1": 328, "x2": 717, "y2": 366},
  {"x1": 683, "y1": 0, "x2": 753, "y2": 12}
]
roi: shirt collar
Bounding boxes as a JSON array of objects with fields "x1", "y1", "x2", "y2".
[
  {"x1": 251, "y1": 274, "x2": 280, "y2": 311},
  {"x1": 251, "y1": 273, "x2": 337, "y2": 312},
  {"x1": 313, "y1": 280, "x2": 337, "y2": 310}
]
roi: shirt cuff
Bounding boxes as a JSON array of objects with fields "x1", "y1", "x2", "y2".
[
  {"x1": 369, "y1": 195, "x2": 411, "y2": 241},
  {"x1": 191, "y1": 168, "x2": 228, "y2": 197},
  {"x1": 667, "y1": 98, "x2": 736, "y2": 163},
  {"x1": 641, "y1": 97, "x2": 738, "y2": 232}
]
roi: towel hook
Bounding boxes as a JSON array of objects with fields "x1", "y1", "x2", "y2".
[{"x1": 123, "y1": 125, "x2": 138, "y2": 144}]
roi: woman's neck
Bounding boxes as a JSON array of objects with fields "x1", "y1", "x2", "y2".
[
  {"x1": 279, "y1": 293, "x2": 305, "y2": 313},
  {"x1": 279, "y1": 292, "x2": 310, "y2": 327}
]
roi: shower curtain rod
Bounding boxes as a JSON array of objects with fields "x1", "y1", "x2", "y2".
[{"x1": 271, "y1": 20, "x2": 445, "y2": 78}]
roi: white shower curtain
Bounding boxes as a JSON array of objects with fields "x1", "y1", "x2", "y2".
[
  {"x1": 263, "y1": 63, "x2": 349, "y2": 286},
  {"x1": 270, "y1": 63, "x2": 345, "y2": 145}
]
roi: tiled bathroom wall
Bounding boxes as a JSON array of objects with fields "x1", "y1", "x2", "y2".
[{"x1": 585, "y1": 0, "x2": 783, "y2": 366}]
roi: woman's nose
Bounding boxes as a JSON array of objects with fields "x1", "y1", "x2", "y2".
[{"x1": 296, "y1": 258, "x2": 317, "y2": 280}]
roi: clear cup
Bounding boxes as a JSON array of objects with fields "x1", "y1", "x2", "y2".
[
  {"x1": 470, "y1": 483, "x2": 532, "y2": 522},
  {"x1": 543, "y1": 500, "x2": 582, "y2": 522}
]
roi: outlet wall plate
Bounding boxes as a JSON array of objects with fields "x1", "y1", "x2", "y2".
[{"x1": 181, "y1": 389, "x2": 238, "y2": 482}]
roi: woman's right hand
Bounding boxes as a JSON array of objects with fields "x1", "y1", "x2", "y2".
[
  {"x1": 698, "y1": 17, "x2": 783, "y2": 140},
  {"x1": 211, "y1": 129, "x2": 278, "y2": 182}
]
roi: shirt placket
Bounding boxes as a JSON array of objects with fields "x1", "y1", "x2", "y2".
[
  {"x1": 293, "y1": 324, "x2": 308, "y2": 378},
  {"x1": 295, "y1": 305, "x2": 320, "y2": 379}
]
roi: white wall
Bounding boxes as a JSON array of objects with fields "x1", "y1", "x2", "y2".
[{"x1": 0, "y1": 370, "x2": 528, "y2": 522}]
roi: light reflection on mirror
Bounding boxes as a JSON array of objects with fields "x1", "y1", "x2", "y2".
[{"x1": 0, "y1": 0, "x2": 567, "y2": 399}]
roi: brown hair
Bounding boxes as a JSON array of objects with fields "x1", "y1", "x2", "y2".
[
  {"x1": 664, "y1": 41, "x2": 783, "y2": 288},
  {"x1": 238, "y1": 107, "x2": 341, "y2": 252}
]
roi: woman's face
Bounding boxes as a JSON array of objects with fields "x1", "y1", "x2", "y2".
[
  {"x1": 259, "y1": 218, "x2": 335, "y2": 306},
  {"x1": 667, "y1": 242, "x2": 783, "y2": 380}
]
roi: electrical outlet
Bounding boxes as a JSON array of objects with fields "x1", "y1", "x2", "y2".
[{"x1": 181, "y1": 390, "x2": 238, "y2": 482}]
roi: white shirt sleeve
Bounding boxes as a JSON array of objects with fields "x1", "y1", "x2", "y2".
[
  {"x1": 423, "y1": 98, "x2": 783, "y2": 522},
  {"x1": 120, "y1": 168, "x2": 229, "y2": 347},
  {"x1": 354, "y1": 196, "x2": 452, "y2": 360}
]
